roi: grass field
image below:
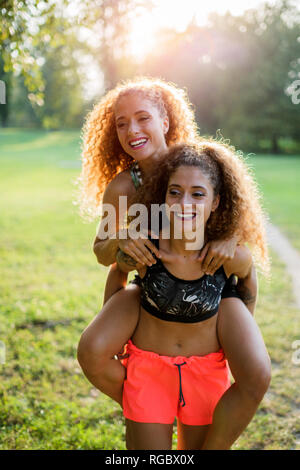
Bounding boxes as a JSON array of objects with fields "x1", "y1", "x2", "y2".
[
  {"x1": 0, "y1": 129, "x2": 299, "y2": 450},
  {"x1": 248, "y1": 154, "x2": 300, "y2": 252}
]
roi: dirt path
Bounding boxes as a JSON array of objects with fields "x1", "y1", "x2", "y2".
[
  {"x1": 266, "y1": 222, "x2": 300, "y2": 309},
  {"x1": 266, "y1": 222, "x2": 300, "y2": 450}
]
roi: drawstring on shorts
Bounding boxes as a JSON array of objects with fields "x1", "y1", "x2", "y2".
[{"x1": 174, "y1": 362, "x2": 187, "y2": 407}]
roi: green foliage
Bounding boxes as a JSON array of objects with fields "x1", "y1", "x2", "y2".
[
  {"x1": 250, "y1": 154, "x2": 300, "y2": 250},
  {"x1": 136, "y1": 0, "x2": 300, "y2": 152},
  {"x1": 38, "y1": 40, "x2": 86, "y2": 129},
  {"x1": 80, "y1": 0, "x2": 154, "y2": 89},
  {"x1": 1, "y1": 0, "x2": 82, "y2": 127},
  {"x1": 0, "y1": 0, "x2": 152, "y2": 128},
  {"x1": 1, "y1": 1, "x2": 299, "y2": 151},
  {"x1": 0, "y1": 0, "x2": 55, "y2": 98}
]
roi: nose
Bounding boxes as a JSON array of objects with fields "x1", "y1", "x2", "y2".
[
  {"x1": 128, "y1": 119, "x2": 140, "y2": 135},
  {"x1": 180, "y1": 193, "x2": 194, "y2": 209}
]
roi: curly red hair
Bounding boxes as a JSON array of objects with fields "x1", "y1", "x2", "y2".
[{"x1": 77, "y1": 76, "x2": 198, "y2": 219}]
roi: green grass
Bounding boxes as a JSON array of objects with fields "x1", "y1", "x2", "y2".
[
  {"x1": 246, "y1": 154, "x2": 300, "y2": 252},
  {"x1": 0, "y1": 129, "x2": 299, "y2": 450}
]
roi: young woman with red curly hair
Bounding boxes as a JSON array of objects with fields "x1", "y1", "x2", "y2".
[{"x1": 77, "y1": 77, "x2": 271, "y2": 449}]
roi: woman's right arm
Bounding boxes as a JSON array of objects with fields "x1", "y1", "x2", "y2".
[
  {"x1": 116, "y1": 249, "x2": 147, "y2": 279},
  {"x1": 93, "y1": 174, "x2": 130, "y2": 266},
  {"x1": 93, "y1": 173, "x2": 161, "y2": 267},
  {"x1": 93, "y1": 233, "x2": 123, "y2": 267}
]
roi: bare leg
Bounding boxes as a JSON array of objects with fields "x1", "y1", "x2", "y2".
[
  {"x1": 102, "y1": 263, "x2": 129, "y2": 305},
  {"x1": 202, "y1": 298, "x2": 271, "y2": 450},
  {"x1": 125, "y1": 419, "x2": 173, "y2": 450},
  {"x1": 77, "y1": 283, "x2": 141, "y2": 406},
  {"x1": 177, "y1": 421, "x2": 209, "y2": 450}
]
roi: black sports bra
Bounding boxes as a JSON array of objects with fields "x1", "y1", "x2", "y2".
[{"x1": 139, "y1": 238, "x2": 230, "y2": 323}]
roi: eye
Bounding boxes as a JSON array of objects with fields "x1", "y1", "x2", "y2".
[
  {"x1": 116, "y1": 122, "x2": 126, "y2": 129},
  {"x1": 139, "y1": 116, "x2": 150, "y2": 121},
  {"x1": 193, "y1": 192, "x2": 205, "y2": 197},
  {"x1": 168, "y1": 189, "x2": 181, "y2": 196}
]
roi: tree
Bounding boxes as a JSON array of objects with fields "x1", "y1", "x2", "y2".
[
  {"x1": 78, "y1": 0, "x2": 154, "y2": 89},
  {"x1": 216, "y1": 0, "x2": 300, "y2": 153},
  {"x1": 38, "y1": 39, "x2": 86, "y2": 129},
  {"x1": 0, "y1": 0, "x2": 59, "y2": 98},
  {"x1": 0, "y1": 0, "x2": 154, "y2": 126},
  {"x1": 138, "y1": 0, "x2": 300, "y2": 152}
]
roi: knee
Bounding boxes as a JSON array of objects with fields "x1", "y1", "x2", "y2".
[
  {"x1": 238, "y1": 356, "x2": 272, "y2": 403},
  {"x1": 252, "y1": 363, "x2": 271, "y2": 403},
  {"x1": 77, "y1": 329, "x2": 109, "y2": 373}
]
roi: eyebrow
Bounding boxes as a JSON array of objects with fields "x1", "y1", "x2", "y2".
[
  {"x1": 116, "y1": 110, "x2": 150, "y2": 121},
  {"x1": 168, "y1": 183, "x2": 207, "y2": 190}
]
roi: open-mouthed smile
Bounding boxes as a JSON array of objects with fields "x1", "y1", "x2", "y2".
[
  {"x1": 174, "y1": 212, "x2": 197, "y2": 220},
  {"x1": 128, "y1": 138, "x2": 148, "y2": 149}
]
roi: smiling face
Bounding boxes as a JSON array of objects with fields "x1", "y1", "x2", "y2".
[
  {"x1": 114, "y1": 92, "x2": 169, "y2": 162},
  {"x1": 165, "y1": 165, "x2": 220, "y2": 235}
]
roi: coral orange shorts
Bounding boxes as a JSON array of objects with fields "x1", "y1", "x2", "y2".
[{"x1": 122, "y1": 340, "x2": 230, "y2": 426}]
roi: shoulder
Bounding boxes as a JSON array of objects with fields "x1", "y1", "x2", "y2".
[
  {"x1": 94, "y1": 169, "x2": 135, "y2": 242},
  {"x1": 102, "y1": 168, "x2": 136, "y2": 205},
  {"x1": 223, "y1": 245, "x2": 253, "y2": 279}
]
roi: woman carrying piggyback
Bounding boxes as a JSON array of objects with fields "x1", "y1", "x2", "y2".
[{"x1": 116, "y1": 141, "x2": 271, "y2": 450}]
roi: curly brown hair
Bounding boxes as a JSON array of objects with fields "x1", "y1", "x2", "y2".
[
  {"x1": 77, "y1": 76, "x2": 198, "y2": 219},
  {"x1": 129, "y1": 141, "x2": 270, "y2": 275}
]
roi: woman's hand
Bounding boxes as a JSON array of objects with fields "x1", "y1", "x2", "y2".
[
  {"x1": 117, "y1": 230, "x2": 161, "y2": 267},
  {"x1": 198, "y1": 235, "x2": 239, "y2": 275}
]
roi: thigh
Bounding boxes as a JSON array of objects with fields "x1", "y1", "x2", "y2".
[
  {"x1": 81, "y1": 284, "x2": 141, "y2": 357},
  {"x1": 217, "y1": 298, "x2": 270, "y2": 382},
  {"x1": 177, "y1": 421, "x2": 209, "y2": 450},
  {"x1": 103, "y1": 263, "x2": 129, "y2": 305},
  {"x1": 125, "y1": 419, "x2": 173, "y2": 450}
]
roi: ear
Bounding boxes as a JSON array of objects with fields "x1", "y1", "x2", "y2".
[
  {"x1": 212, "y1": 194, "x2": 220, "y2": 212},
  {"x1": 163, "y1": 115, "x2": 169, "y2": 135}
]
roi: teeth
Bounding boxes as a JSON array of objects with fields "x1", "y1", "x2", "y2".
[
  {"x1": 176, "y1": 213, "x2": 196, "y2": 219},
  {"x1": 130, "y1": 138, "x2": 147, "y2": 147}
]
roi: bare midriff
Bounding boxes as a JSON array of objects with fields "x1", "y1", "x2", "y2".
[{"x1": 131, "y1": 306, "x2": 221, "y2": 357}]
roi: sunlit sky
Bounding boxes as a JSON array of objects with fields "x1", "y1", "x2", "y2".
[
  {"x1": 78, "y1": 0, "x2": 279, "y2": 98},
  {"x1": 128, "y1": 0, "x2": 277, "y2": 58}
]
